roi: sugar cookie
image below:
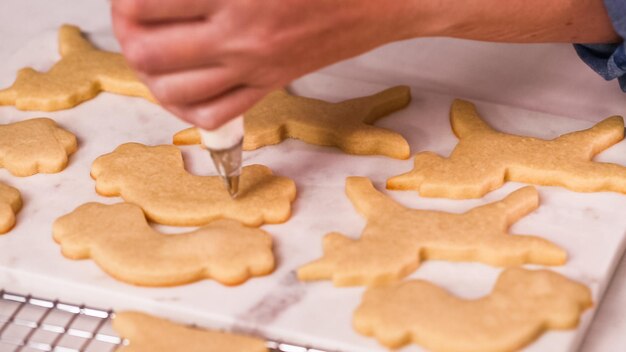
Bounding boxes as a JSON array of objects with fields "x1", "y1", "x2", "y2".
[
  {"x1": 388, "y1": 99, "x2": 626, "y2": 198},
  {"x1": 113, "y1": 311, "x2": 267, "y2": 352},
  {"x1": 298, "y1": 177, "x2": 566, "y2": 286},
  {"x1": 0, "y1": 24, "x2": 153, "y2": 111},
  {"x1": 91, "y1": 143, "x2": 296, "y2": 226},
  {"x1": 0, "y1": 118, "x2": 77, "y2": 176},
  {"x1": 173, "y1": 86, "x2": 411, "y2": 159},
  {"x1": 0, "y1": 182, "x2": 21, "y2": 234},
  {"x1": 53, "y1": 202, "x2": 274, "y2": 286},
  {"x1": 353, "y1": 268, "x2": 592, "y2": 351}
]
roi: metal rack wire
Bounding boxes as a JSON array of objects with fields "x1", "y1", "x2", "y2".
[{"x1": 0, "y1": 290, "x2": 329, "y2": 352}]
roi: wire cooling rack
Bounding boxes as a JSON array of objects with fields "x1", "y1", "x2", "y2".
[{"x1": 0, "y1": 290, "x2": 329, "y2": 352}]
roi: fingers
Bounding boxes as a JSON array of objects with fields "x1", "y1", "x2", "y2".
[
  {"x1": 110, "y1": 0, "x2": 291, "y2": 131},
  {"x1": 164, "y1": 86, "x2": 268, "y2": 130},
  {"x1": 112, "y1": 14, "x2": 219, "y2": 73},
  {"x1": 112, "y1": 0, "x2": 220, "y2": 22},
  {"x1": 145, "y1": 67, "x2": 240, "y2": 105}
]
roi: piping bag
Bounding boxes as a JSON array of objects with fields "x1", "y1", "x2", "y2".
[{"x1": 198, "y1": 115, "x2": 244, "y2": 197}]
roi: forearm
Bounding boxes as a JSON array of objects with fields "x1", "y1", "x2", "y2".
[{"x1": 398, "y1": 0, "x2": 620, "y2": 43}]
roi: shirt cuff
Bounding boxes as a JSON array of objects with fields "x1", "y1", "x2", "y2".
[{"x1": 574, "y1": 0, "x2": 626, "y2": 91}]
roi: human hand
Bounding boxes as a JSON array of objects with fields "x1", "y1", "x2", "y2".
[{"x1": 111, "y1": 0, "x2": 416, "y2": 129}]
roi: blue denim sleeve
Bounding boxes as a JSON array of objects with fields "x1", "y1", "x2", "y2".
[{"x1": 574, "y1": 0, "x2": 626, "y2": 91}]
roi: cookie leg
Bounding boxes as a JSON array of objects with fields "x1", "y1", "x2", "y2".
[
  {"x1": 0, "y1": 86, "x2": 16, "y2": 106},
  {"x1": 388, "y1": 152, "x2": 505, "y2": 199},
  {"x1": 386, "y1": 152, "x2": 444, "y2": 190},
  {"x1": 555, "y1": 115, "x2": 624, "y2": 155},
  {"x1": 343, "y1": 86, "x2": 411, "y2": 124},
  {"x1": 478, "y1": 235, "x2": 567, "y2": 266},
  {"x1": 297, "y1": 232, "x2": 419, "y2": 286},
  {"x1": 565, "y1": 161, "x2": 626, "y2": 194},
  {"x1": 339, "y1": 124, "x2": 410, "y2": 159},
  {"x1": 506, "y1": 158, "x2": 626, "y2": 194},
  {"x1": 423, "y1": 165, "x2": 505, "y2": 199},
  {"x1": 173, "y1": 127, "x2": 201, "y2": 145}
]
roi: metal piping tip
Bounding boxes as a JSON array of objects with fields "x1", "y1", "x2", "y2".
[
  {"x1": 225, "y1": 175, "x2": 240, "y2": 198},
  {"x1": 207, "y1": 139, "x2": 243, "y2": 199}
]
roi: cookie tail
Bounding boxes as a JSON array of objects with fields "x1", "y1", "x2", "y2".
[
  {"x1": 450, "y1": 99, "x2": 496, "y2": 139},
  {"x1": 58, "y1": 24, "x2": 96, "y2": 56}
]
